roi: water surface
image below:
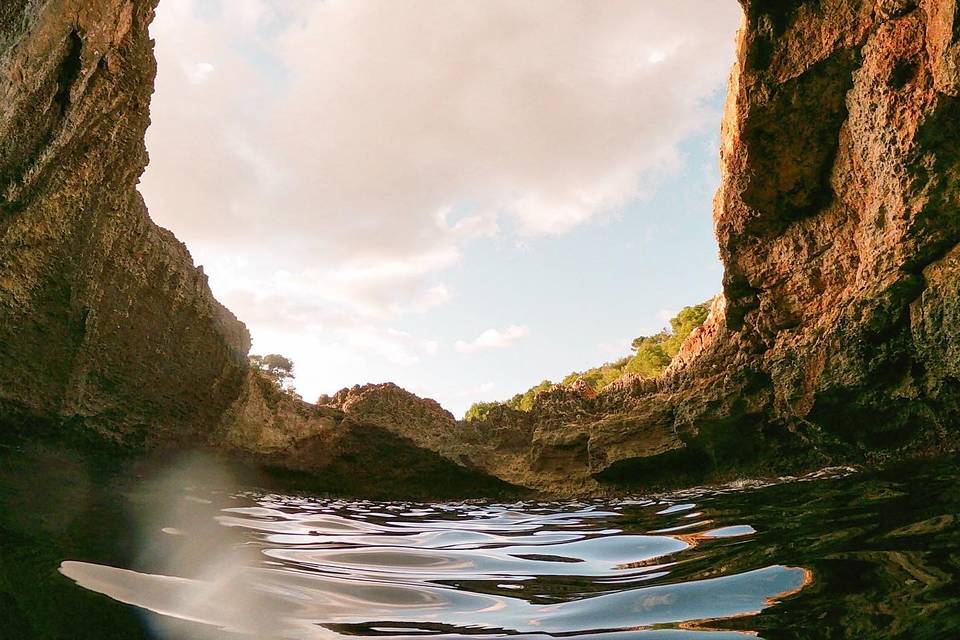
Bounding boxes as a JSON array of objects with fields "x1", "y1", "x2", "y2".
[{"x1": 1, "y1": 450, "x2": 958, "y2": 639}]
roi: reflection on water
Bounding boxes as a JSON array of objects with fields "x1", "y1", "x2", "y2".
[
  {"x1": 2, "y1": 449, "x2": 960, "y2": 639},
  {"x1": 59, "y1": 494, "x2": 805, "y2": 638}
]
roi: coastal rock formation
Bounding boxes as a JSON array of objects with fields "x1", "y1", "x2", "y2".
[
  {"x1": 0, "y1": 0, "x2": 250, "y2": 446},
  {"x1": 712, "y1": 0, "x2": 960, "y2": 456},
  {"x1": 2, "y1": 0, "x2": 959, "y2": 497},
  {"x1": 465, "y1": 0, "x2": 960, "y2": 492},
  {"x1": 318, "y1": 383, "x2": 459, "y2": 453},
  {"x1": 0, "y1": 0, "x2": 514, "y2": 498},
  {"x1": 222, "y1": 374, "x2": 516, "y2": 498}
]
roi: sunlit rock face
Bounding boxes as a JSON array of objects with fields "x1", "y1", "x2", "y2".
[
  {"x1": 712, "y1": 0, "x2": 960, "y2": 448},
  {"x1": 467, "y1": 0, "x2": 960, "y2": 492},
  {"x1": 318, "y1": 383, "x2": 458, "y2": 453},
  {"x1": 2, "y1": 0, "x2": 959, "y2": 497},
  {"x1": 222, "y1": 376, "x2": 519, "y2": 499},
  {"x1": 0, "y1": 0, "x2": 251, "y2": 445}
]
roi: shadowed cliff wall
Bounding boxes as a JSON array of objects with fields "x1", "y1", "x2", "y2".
[{"x1": 0, "y1": 0, "x2": 251, "y2": 446}]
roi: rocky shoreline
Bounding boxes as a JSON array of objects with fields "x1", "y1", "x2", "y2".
[{"x1": 2, "y1": 0, "x2": 959, "y2": 498}]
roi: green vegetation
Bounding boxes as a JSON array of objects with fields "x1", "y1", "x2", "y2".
[
  {"x1": 463, "y1": 401, "x2": 500, "y2": 422},
  {"x1": 250, "y1": 353, "x2": 296, "y2": 389},
  {"x1": 463, "y1": 300, "x2": 712, "y2": 421},
  {"x1": 504, "y1": 379, "x2": 554, "y2": 412},
  {"x1": 622, "y1": 302, "x2": 711, "y2": 378}
]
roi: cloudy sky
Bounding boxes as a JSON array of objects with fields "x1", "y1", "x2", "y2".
[{"x1": 142, "y1": 0, "x2": 742, "y2": 416}]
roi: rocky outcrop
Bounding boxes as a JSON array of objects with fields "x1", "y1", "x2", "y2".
[
  {"x1": 0, "y1": 0, "x2": 515, "y2": 498},
  {"x1": 0, "y1": 0, "x2": 251, "y2": 446},
  {"x1": 318, "y1": 383, "x2": 458, "y2": 452},
  {"x1": 465, "y1": 0, "x2": 960, "y2": 493},
  {"x1": 221, "y1": 375, "x2": 517, "y2": 498},
  {"x1": 3, "y1": 0, "x2": 959, "y2": 498},
  {"x1": 711, "y1": 0, "x2": 960, "y2": 454}
]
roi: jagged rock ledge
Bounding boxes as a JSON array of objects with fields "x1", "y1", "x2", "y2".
[
  {"x1": 0, "y1": 0, "x2": 517, "y2": 499},
  {"x1": 2, "y1": 0, "x2": 959, "y2": 498},
  {"x1": 458, "y1": 0, "x2": 960, "y2": 493}
]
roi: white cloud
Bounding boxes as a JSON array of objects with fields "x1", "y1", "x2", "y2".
[
  {"x1": 597, "y1": 339, "x2": 631, "y2": 359},
  {"x1": 145, "y1": 0, "x2": 740, "y2": 313},
  {"x1": 142, "y1": 0, "x2": 741, "y2": 404},
  {"x1": 421, "y1": 340, "x2": 440, "y2": 356},
  {"x1": 656, "y1": 308, "x2": 676, "y2": 324},
  {"x1": 403, "y1": 284, "x2": 452, "y2": 315},
  {"x1": 340, "y1": 326, "x2": 422, "y2": 367},
  {"x1": 183, "y1": 61, "x2": 215, "y2": 84},
  {"x1": 455, "y1": 325, "x2": 530, "y2": 354}
]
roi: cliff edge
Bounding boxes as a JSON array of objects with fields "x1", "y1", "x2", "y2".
[
  {"x1": 464, "y1": 0, "x2": 960, "y2": 493},
  {"x1": 0, "y1": 0, "x2": 251, "y2": 446},
  {"x1": 0, "y1": 0, "x2": 515, "y2": 498}
]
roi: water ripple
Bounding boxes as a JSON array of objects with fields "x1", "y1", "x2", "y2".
[{"x1": 61, "y1": 485, "x2": 807, "y2": 639}]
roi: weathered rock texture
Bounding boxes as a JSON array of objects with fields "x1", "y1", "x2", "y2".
[
  {"x1": 2, "y1": 0, "x2": 959, "y2": 498},
  {"x1": 715, "y1": 0, "x2": 960, "y2": 451},
  {"x1": 0, "y1": 0, "x2": 251, "y2": 446},
  {"x1": 219, "y1": 375, "x2": 516, "y2": 498},
  {"x1": 463, "y1": 0, "x2": 960, "y2": 494},
  {"x1": 318, "y1": 383, "x2": 459, "y2": 453},
  {"x1": 0, "y1": 0, "x2": 515, "y2": 498}
]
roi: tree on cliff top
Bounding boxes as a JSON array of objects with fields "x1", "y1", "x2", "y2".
[
  {"x1": 665, "y1": 301, "x2": 710, "y2": 356},
  {"x1": 250, "y1": 353, "x2": 295, "y2": 388},
  {"x1": 464, "y1": 401, "x2": 500, "y2": 422}
]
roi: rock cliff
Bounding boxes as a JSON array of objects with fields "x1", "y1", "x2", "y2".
[
  {"x1": 0, "y1": 0, "x2": 515, "y2": 498},
  {"x1": 2, "y1": 0, "x2": 958, "y2": 498},
  {"x1": 0, "y1": 0, "x2": 251, "y2": 446},
  {"x1": 464, "y1": 0, "x2": 960, "y2": 493}
]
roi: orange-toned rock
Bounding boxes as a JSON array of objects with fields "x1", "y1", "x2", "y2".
[
  {"x1": 665, "y1": 296, "x2": 726, "y2": 376},
  {"x1": 570, "y1": 378, "x2": 599, "y2": 399},
  {"x1": 468, "y1": 0, "x2": 960, "y2": 493},
  {"x1": 3, "y1": 0, "x2": 959, "y2": 497}
]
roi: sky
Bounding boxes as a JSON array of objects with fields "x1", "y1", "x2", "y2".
[{"x1": 141, "y1": 0, "x2": 743, "y2": 417}]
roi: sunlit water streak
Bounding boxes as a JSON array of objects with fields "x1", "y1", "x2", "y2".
[
  {"x1": 59, "y1": 479, "x2": 809, "y2": 639},
  {"x1": 2, "y1": 450, "x2": 955, "y2": 639}
]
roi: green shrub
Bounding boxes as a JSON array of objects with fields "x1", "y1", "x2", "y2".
[
  {"x1": 463, "y1": 299, "x2": 712, "y2": 418},
  {"x1": 463, "y1": 401, "x2": 500, "y2": 422}
]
